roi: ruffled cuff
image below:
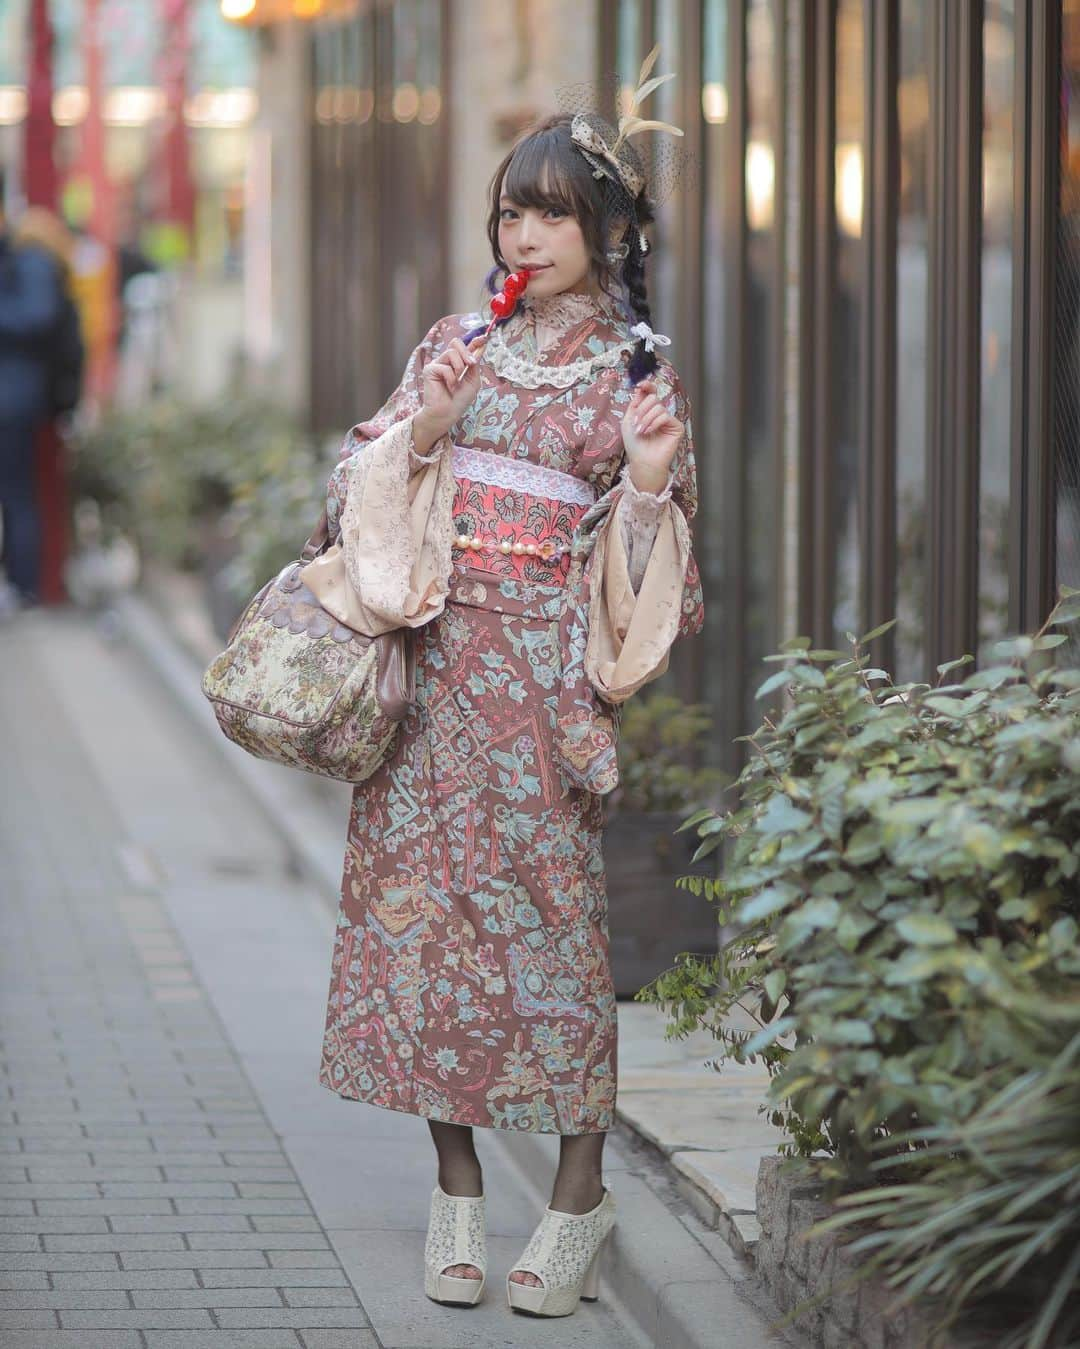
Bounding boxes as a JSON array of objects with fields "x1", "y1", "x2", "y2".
[
  {"x1": 618, "y1": 457, "x2": 676, "y2": 515},
  {"x1": 617, "y1": 460, "x2": 676, "y2": 594},
  {"x1": 408, "y1": 415, "x2": 451, "y2": 472}
]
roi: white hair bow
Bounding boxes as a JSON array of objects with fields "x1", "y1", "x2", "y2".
[{"x1": 629, "y1": 321, "x2": 672, "y2": 353}]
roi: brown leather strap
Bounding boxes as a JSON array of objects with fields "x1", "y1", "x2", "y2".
[{"x1": 299, "y1": 507, "x2": 331, "y2": 563}]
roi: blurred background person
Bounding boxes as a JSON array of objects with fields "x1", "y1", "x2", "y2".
[
  {"x1": 13, "y1": 205, "x2": 86, "y2": 605},
  {"x1": 0, "y1": 181, "x2": 65, "y2": 610}
]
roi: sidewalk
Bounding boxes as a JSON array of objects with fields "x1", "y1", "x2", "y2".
[
  {"x1": 136, "y1": 567, "x2": 787, "y2": 1256},
  {"x1": 0, "y1": 605, "x2": 798, "y2": 1348}
]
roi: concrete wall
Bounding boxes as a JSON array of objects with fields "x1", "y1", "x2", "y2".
[{"x1": 446, "y1": 0, "x2": 597, "y2": 317}]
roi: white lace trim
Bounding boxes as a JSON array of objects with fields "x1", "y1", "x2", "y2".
[
  {"x1": 451, "y1": 444, "x2": 598, "y2": 505},
  {"x1": 484, "y1": 320, "x2": 634, "y2": 390}
]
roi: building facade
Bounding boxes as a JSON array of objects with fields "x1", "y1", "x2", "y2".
[{"x1": 278, "y1": 0, "x2": 1080, "y2": 778}]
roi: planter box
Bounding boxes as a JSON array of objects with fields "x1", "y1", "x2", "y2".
[
  {"x1": 602, "y1": 808, "x2": 718, "y2": 997},
  {"x1": 755, "y1": 1156, "x2": 980, "y2": 1348}
]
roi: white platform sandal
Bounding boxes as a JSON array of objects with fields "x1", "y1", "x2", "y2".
[
  {"x1": 506, "y1": 1184, "x2": 616, "y2": 1317},
  {"x1": 423, "y1": 1184, "x2": 487, "y2": 1306}
]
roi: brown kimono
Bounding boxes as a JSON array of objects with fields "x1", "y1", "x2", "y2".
[{"x1": 305, "y1": 289, "x2": 704, "y2": 1133}]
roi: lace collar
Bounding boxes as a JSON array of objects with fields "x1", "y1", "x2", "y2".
[
  {"x1": 480, "y1": 285, "x2": 632, "y2": 390},
  {"x1": 523, "y1": 288, "x2": 625, "y2": 351}
]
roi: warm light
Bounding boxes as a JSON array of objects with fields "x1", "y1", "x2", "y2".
[
  {"x1": 392, "y1": 83, "x2": 419, "y2": 122},
  {"x1": 702, "y1": 81, "x2": 728, "y2": 124},
  {"x1": 222, "y1": 0, "x2": 359, "y2": 24},
  {"x1": 417, "y1": 87, "x2": 441, "y2": 125},
  {"x1": 835, "y1": 142, "x2": 863, "y2": 237},
  {"x1": 185, "y1": 87, "x2": 257, "y2": 127},
  {"x1": 53, "y1": 86, "x2": 89, "y2": 126},
  {"x1": 105, "y1": 86, "x2": 165, "y2": 127},
  {"x1": 745, "y1": 139, "x2": 775, "y2": 231},
  {"x1": 0, "y1": 87, "x2": 27, "y2": 125},
  {"x1": 314, "y1": 87, "x2": 335, "y2": 124}
]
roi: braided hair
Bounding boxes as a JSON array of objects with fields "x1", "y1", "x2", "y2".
[
  {"x1": 620, "y1": 192, "x2": 658, "y2": 387},
  {"x1": 474, "y1": 114, "x2": 661, "y2": 385}
]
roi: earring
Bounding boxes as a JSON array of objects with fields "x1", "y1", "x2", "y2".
[{"x1": 606, "y1": 242, "x2": 629, "y2": 265}]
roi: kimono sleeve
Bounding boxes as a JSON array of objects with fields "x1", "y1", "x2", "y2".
[
  {"x1": 324, "y1": 320, "x2": 450, "y2": 541},
  {"x1": 298, "y1": 318, "x2": 460, "y2": 637},
  {"x1": 583, "y1": 362, "x2": 705, "y2": 704}
]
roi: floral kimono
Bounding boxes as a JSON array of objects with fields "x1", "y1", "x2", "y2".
[{"x1": 305, "y1": 289, "x2": 704, "y2": 1134}]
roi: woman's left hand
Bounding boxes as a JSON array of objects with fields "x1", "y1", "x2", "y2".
[{"x1": 620, "y1": 379, "x2": 684, "y2": 486}]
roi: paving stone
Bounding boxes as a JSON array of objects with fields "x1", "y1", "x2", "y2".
[
  {"x1": 0, "y1": 1218, "x2": 110, "y2": 1234},
  {"x1": 0, "y1": 1334, "x2": 142, "y2": 1348},
  {"x1": 146, "y1": 1334, "x2": 307, "y2": 1348},
  {"x1": 0, "y1": 1255, "x2": 120, "y2": 1272},
  {"x1": 119, "y1": 1250, "x2": 271, "y2": 1271},
  {"x1": 0, "y1": 1311, "x2": 62, "y2": 1328},
  {"x1": 280, "y1": 1289, "x2": 361, "y2": 1307},
  {"x1": 214, "y1": 1309, "x2": 369, "y2": 1329},
  {"x1": 0, "y1": 1272, "x2": 51, "y2": 1289},
  {"x1": 57, "y1": 1309, "x2": 215, "y2": 1328},
  {"x1": 130, "y1": 1289, "x2": 287, "y2": 1308},
  {"x1": 265, "y1": 1253, "x2": 340, "y2": 1269},
  {"x1": 0, "y1": 1291, "x2": 130, "y2": 1309},
  {"x1": 186, "y1": 1235, "x2": 330, "y2": 1251},
  {"x1": 43, "y1": 1234, "x2": 185, "y2": 1251},
  {"x1": 297, "y1": 1335, "x2": 380, "y2": 1349},
  {"x1": 0, "y1": 612, "x2": 734, "y2": 1349},
  {"x1": 249, "y1": 1218, "x2": 321, "y2": 1233},
  {"x1": 51, "y1": 1270, "x2": 198, "y2": 1289},
  {"x1": 199, "y1": 1270, "x2": 349, "y2": 1289}
]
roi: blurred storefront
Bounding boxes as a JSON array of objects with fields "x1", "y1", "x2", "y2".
[
  {"x1": 0, "y1": 0, "x2": 256, "y2": 401},
  {"x1": 239, "y1": 0, "x2": 1080, "y2": 778}
]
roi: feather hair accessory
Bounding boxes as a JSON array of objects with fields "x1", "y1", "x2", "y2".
[{"x1": 556, "y1": 46, "x2": 691, "y2": 207}]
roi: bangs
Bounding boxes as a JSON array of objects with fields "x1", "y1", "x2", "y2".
[{"x1": 500, "y1": 131, "x2": 587, "y2": 217}]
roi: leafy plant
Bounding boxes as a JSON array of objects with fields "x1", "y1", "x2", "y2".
[
  {"x1": 610, "y1": 691, "x2": 729, "y2": 814},
  {"x1": 69, "y1": 391, "x2": 337, "y2": 604},
  {"x1": 638, "y1": 589, "x2": 1080, "y2": 1345},
  {"x1": 812, "y1": 1027, "x2": 1080, "y2": 1349}
]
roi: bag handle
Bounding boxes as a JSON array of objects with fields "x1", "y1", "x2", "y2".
[{"x1": 300, "y1": 507, "x2": 331, "y2": 563}]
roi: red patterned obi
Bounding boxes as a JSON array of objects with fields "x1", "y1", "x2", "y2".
[{"x1": 447, "y1": 445, "x2": 597, "y2": 594}]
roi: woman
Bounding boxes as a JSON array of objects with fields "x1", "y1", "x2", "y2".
[{"x1": 306, "y1": 93, "x2": 704, "y2": 1318}]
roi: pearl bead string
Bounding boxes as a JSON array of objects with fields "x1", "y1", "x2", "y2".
[{"x1": 452, "y1": 532, "x2": 570, "y2": 563}]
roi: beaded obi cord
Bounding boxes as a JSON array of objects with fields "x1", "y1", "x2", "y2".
[{"x1": 448, "y1": 444, "x2": 596, "y2": 586}]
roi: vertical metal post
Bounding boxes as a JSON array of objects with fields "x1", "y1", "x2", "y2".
[
  {"x1": 1009, "y1": 0, "x2": 1060, "y2": 633},
  {"x1": 925, "y1": 0, "x2": 983, "y2": 671},
  {"x1": 797, "y1": 0, "x2": 836, "y2": 646},
  {"x1": 859, "y1": 0, "x2": 898, "y2": 668}
]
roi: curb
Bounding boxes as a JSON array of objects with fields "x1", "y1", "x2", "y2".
[{"x1": 114, "y1": 585, "x2": 795, "y2": 1348}]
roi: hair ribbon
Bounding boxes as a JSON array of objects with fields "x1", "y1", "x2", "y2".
[{"x1": 629, "y1": 321, "x2": 672, "y2": 353}]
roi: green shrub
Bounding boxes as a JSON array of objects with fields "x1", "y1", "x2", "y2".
[
  {"x1": 640, "y1": 590, "x2": 1080, "y2": 1345},
  {"x1": 611, "y1": 691, "x2": 729, "y2": 814},
  {"x1": 70, "y1": 392, "x2": 336, "y2": 601}
]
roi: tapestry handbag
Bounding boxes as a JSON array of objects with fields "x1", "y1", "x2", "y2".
[{"x1": 201, "y1": 509, "x2": 416, "y2": 784}]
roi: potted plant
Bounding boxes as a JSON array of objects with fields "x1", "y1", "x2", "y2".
[{"x1": 603, "y1": 691, "x2": 729, "y2": 997}]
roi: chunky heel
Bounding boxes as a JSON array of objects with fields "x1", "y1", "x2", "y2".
[
  {"x1": 506, "y1": 1185, "x2": 615, "y2": 1317},
  {"x1": 579, "y1": 1242, "x2": 602, "y2": 1300},
  {"x1": 423, "y1": 1185, "x2": 486, "y2": 1307}
]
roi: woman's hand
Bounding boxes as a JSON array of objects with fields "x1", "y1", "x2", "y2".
[
  {"x1": 412, "y1": 334, "x2": 487, "y2": 454},
  {"x1": 620, "y1": 379, "x2": 684, "y2": 492}
]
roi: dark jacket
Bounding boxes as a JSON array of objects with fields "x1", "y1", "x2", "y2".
[
  {"x1": 49, "y1": 291, "x2": 85, "y2": 416},
  {"x1": 0, "y1": 234, "x2": 65, "y2": 425}
]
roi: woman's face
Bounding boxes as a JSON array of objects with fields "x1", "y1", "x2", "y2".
[{"x1": 497, "y1": 195, "x2": 594, "y2": 298}]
